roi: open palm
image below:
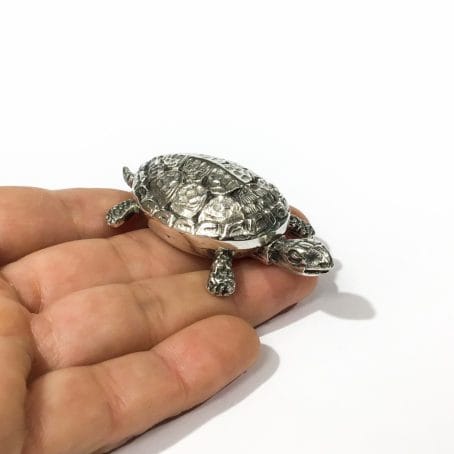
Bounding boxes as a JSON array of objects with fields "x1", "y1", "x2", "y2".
[{"x1": 0, "y1": 187, "x2": 316, "y2": 454}]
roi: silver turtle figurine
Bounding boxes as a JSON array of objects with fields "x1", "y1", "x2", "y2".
[{"x1": 106, "y1": 154, "x2": 333, "y2": 296}]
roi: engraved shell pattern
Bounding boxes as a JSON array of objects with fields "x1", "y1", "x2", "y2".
[{"x1": 132, "y1": 154, "x2": 289, "y2": 240}]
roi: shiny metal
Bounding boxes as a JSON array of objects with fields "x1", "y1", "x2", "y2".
[
  {"x1": 254, "y1": 236, "x2": 334, "y2": 275},
  {"x1": 207, "y1": 249, "x2": 236, "y2": 296},
  {"x1": 106, "y1": 153, "x2": 333, "y2": 296}
]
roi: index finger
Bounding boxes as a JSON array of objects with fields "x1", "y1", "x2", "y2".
[
  {"x1": 290, "y1": 205, "x2": 310, "y2": 223},
  {"x1": 0, "y1": 187, "x2": 146, "y2": 265}
]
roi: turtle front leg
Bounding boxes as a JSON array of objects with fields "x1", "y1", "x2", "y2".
[
  {"x1": 287, "y1": 214, "x2": 315, "y2": 238},
  {"x1": 106, "y1": 199, "x2": 141, "y2": 227},
  {"x1": 207, "y1": 249, "x2": 236, "y2": 297}
]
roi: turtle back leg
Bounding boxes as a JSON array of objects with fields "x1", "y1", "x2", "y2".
[
  {"x1": 207, "y1": 249, "x2": 236, "y2": 296},
  {"x1": 106, "y1": 199, "x2": 141, "y2": 227},
  {"x1": 287, "y1": 213, "x2": 315, "y2": 238},
  {"x1": 255, "y1": 235, "x2": 333, "y2": 276}
]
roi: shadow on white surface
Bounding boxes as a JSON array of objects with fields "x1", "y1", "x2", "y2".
[
  {"x1": 258, "y1": 259, "x2": 375, "y2": 336},
  {"x1": 115, "y1": 345, "x2": 279, "y2": 453}
]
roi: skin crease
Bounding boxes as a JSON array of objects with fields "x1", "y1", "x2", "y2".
[{"x1": 0, "y1": 187, "x2": 317, "y2": 454}]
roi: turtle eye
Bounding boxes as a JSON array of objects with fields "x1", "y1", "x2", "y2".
[{"x1": 288, "y1": 249, "x2": 302, "y2": 264}]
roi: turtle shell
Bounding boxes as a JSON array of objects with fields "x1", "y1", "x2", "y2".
[{"x1": 131, "y1": 154, "x2": 289, "y2": 241}]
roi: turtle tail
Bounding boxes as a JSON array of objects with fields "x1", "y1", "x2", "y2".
[{"x1": 123, "y1": 166, "x2": 135, "y2": 188}]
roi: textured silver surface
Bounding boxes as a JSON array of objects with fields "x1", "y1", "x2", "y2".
[
  {"x1": 207, "y1": 249, "x2": 236, "y2": 296},
  {"x1": 254, "y1": 236, "x2": 334, "y2": 276},
  {"x1": 129, "y1": 153, "x2": 289, "y2": 241},
  {"x1": 106, "y1": 153, "x2": 333, "y2": 296}
]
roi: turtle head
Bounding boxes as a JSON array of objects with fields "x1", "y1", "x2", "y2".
[
  {"x1": 282, "y1": 237, "x2": 333, "y2": 275},
  {"x1": 259, "y1": 236, "x2": 333, "y2": 276}
]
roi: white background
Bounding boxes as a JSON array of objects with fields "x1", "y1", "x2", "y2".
[{"x1": 1, "y1": 1, "x2": 453, "y2": 453}]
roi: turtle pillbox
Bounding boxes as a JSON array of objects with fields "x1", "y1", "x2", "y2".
[{"x1": 106, "y1": 154, "x2": 333, "y2": 296}]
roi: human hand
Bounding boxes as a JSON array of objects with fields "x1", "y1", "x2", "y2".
[{"x1": 0, "y1": 187, "x2": 317, "y2": 454}]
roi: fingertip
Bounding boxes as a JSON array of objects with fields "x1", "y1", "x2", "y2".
[
  {"x1": 151, "y1": 315, "x2": 261, "y2": 408},
  {"x1": 232, "y1": 261, "x2": 319, "y2": 325},
  {"x1": 305, "y1": 274, "x2": 319, "y2": 294},
  {"x1": 277, "y1": 271, "x2": 319, "y2": 312},
  {"x1": 289, "y1": 205, "x2": 310, "y2": 223},
  {"x1": 207, "y1": 315, "x2": 261, "y2": 367},
  {"x1": 268, "y1": 268, "x2": 319, "y2": 309},
  {"x1": 180, "y1": 315, "x2": 261, "y2": 374}
]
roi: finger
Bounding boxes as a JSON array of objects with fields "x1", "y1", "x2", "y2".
[
  {"x1": 2, "y1": 228, "x2": 209, "y2": 312},
  {"x1": 3, "y1": 206, "x2": 308, "y2": 311},
  {"x1": 0, "y1": 274, "x2": 34, "y2": 453},
  {"x1": 31, "y1": 261, "x2": 316, "y2": 373},
  {"x1": 289, "y1": 205, "x2": 310, "y2": 223},
  {"x1": 0, "y1": 187, "x2": 146, "y2": 265},
  {"x1": 24, "y1": 315, "x2": 259, "y2": 454}
]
